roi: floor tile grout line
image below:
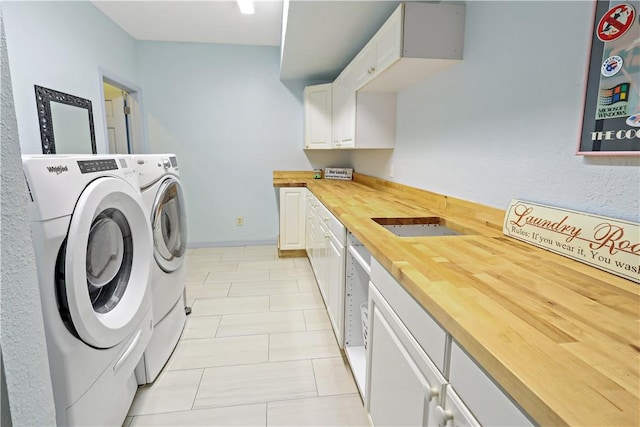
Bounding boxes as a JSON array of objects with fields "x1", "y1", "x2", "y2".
[
  {"x1": 187, "y1": 392, "x2": 366, "y2": 423},
  {"x1": 134, "y1": 401, "x2": 271, "y2": 419},
  {"x1": 189, "y1": 368, "x2": 206, "y2": 411},
  {"x1": 267, "y1": 332, "x2": 271, "y2": 363},
  {"x1": 310, "y1": 358, "x2": 320, "y2": 398}
]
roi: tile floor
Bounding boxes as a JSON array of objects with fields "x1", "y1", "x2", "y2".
[{"x1": 123, "y1": 245, "x2": 370, "y2": 427}]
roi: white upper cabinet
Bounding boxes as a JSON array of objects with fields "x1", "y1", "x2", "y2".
[
  {"x1": 303, "y1": 2, "x2": 465, "y2": 150},
  {"x1": 357, "y1": 2, "x2": 465, "y2": 93},
  {"x1": 353, "y1": 5, "x2": 403, "y2": 91},
  {"x1": 303, "y1": 83, "x2": 332, "y2": 149},
  {"x1": 332, "y1": 66, "x2": 355, "y2": 149}
]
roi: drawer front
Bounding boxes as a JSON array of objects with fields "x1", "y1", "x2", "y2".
[
  {"x1": 449, "y1": 341, "x2": 533, "y2": 427},
  {"x1": 437, "y1": 386, "x2": 481, "y2": 427},
  {"x1": 317, "y1": 201, "x2": 346, "y2": 243},
  {"x1": 370, "y1": 258, "x2": 447, "y2": 373}
]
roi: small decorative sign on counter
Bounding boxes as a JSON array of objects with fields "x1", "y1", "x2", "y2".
[
  {"x1": 503, "y1": 199, "x2": 639, "y2": 283},
  {"x1": 324, "y1": 168, "x2": 353, "y2": 180}
]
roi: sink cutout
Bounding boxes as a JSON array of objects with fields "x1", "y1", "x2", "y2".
[{"x1": 372, "y1": 217, "x2": 462, "y2": 237}]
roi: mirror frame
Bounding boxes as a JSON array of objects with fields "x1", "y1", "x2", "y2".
[{"x1": 34, "y1": 85, "x2": 97, "y2": 154}]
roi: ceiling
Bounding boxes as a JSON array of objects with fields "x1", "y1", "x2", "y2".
[{"x1": 92, "y1": 0, "x2": 404, "y2": 83}]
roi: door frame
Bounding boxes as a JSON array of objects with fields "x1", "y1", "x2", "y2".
[{"x1": 98, "y1": 68, "x2": 148, "y2": 154}]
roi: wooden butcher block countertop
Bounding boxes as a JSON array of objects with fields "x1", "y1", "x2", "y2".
[{"x1": 273, "y1": 171, "x2": 640, "y2": 427}]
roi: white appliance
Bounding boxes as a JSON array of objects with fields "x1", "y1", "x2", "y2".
[
  {"x1": 131, "y1": 154, "x2": 187, "y2": 384},
  {"x1": 22, "y1": 155, "x2": 154, "y2": 426}
]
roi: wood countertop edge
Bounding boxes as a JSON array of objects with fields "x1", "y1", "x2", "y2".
[{"x1": 273, "y1": 172, "x2": 640, "y2": 427}]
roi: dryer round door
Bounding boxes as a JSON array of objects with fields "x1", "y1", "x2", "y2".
[
  {"x1": 64, "y1": 176, "x2": 152, "y2": 349},
  {"x1": 152, "y1": 176, "x2": 187, "y2": 273}
]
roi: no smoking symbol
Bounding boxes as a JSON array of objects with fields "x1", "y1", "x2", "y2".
[{"x1": 597, "y1": 3, "x2": 636, "y2": 42}]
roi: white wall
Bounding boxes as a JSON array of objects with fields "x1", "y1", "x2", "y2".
[
  {"x1": 137, "y1": 41, "x2": 338, "y2": 246},
  {"x1": 2, "y1": 1, "x2": 138, "y2": 155},
  {"x1": 353, "y1": 1, "x2": 640, "y2": 222},
  {"x1": 1, "y1": 9, "x2": 56, "y2": 425}
]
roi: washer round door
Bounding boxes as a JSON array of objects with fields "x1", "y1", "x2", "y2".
[
  {"x1": 64, "y1": 176, "x2": 152, "y2": 349},
  {"x1": 152, "y1": 176, "x2": 187, "y2": 273}
]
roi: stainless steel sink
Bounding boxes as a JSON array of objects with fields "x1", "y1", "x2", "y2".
[{"x1": 372, "y1": 217, "x2": 462, "y2": 237}]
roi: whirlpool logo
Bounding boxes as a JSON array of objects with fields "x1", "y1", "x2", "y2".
[{"x1": 46, "y1": 165, "x2": 68, "y2": 175}]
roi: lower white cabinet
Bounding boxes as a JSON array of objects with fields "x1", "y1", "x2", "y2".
[
  {"x1": 367, "y1": 259, "x2": 532, "y2": 427},
  {"x1": 304, "y1": 192, "x2": 315, "y2": 259},
  {"x1": 305, "y1": 191, "x2": 346, "y2": 347},
  {"x1": 367, "y1": 283, "x2": 446, "y2": 427},
  {"x1": 448, "y1": 342, "x2": 533, "y2": 427},
  {"x1": 370, "y1": 258, "x2": 447, "y2": 372},
  {"x1": 278, "y1": 187, "x2": 305, "y2": 251},
  {"x1": 435, "y1": 386, "x2": 481, "y2": 427},
  {"x1": 325, "y1": 225, "x2": 345, "y2": 345},
  {"x1": 281, "y1": 189, "x2": 532, "y2": 427}
]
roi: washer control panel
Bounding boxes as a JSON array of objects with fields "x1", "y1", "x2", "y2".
[{"x1": 77, "y1": 159, "x2": 118, "y2": 174}]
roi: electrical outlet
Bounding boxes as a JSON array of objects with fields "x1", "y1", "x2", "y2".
[{"x1": 236, "y1": 216, "x2": 244, "y2": 226}]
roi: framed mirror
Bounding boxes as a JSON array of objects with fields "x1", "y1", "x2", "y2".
[{"x1": 34, "y1": 85, "x2": 97, "y2": 154}]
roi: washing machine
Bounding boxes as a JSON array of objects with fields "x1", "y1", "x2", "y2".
[
  {"x1": 131, "y1": 154, "x2": 187, "y2": 384},
  {"x1": 22, "y1": 155, "x2": 154, "y2": 426}
]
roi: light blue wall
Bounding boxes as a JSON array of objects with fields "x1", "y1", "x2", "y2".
[
  {"x1": 2, "y1": 1, "x2": 138, "y2": 154},
  {"x1": 137, "y1": 41, "x2": 330, "y2": 246},
  {"x1": 353, "y1": 1, "x2": 640, "y2": 222},
  {"x1": 1, "y1": 7, "x2": 56, "y2": 425}
]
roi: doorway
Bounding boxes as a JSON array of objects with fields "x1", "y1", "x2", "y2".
[
  {"x1": 103, "y1": 82, "x2": 131, "y2": 154},
  {"x1": 100, "y1": 70, "x2": 145, "y2": 154}
]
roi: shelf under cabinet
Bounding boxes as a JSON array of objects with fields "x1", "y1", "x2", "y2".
[
  {"x1": 348, "y1": 244, "x2": 371, "y2": 274},
  {"x1": 345, "y1": 345, "x2": 367, "y2": 398},
  {"x1": 345, "y1": 231, "x2": 371, "y2": 401}
]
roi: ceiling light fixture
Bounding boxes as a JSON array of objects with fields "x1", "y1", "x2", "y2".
[{"x1": 237, "y1": 0, "x2": 255, "y2": 15}]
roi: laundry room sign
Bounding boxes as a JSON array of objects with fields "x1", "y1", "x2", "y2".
[{"x1": 503, "y1": 199, "x2": 640, "y2": 283}]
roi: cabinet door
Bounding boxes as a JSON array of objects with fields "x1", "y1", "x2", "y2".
[
  {"x1": 305, "y1": 194, "x2": 315, "y2": 260},
  {"x1": 434, "y1": 386, "x2": 481, "y2": 427},
  {"x1": 367, "y1": 284, "x2": 444, "y2": 427},
  {"x1": 303, "y1": 84, "x2": 332, "y2": 149},
  {"x1": 279, "y1": 188, "x2": 305, "y2": 251},
  {"x1": 326, "y1": 233, "x2": 345, "y2": 346},
  {"x1": 353, "y1": 44, "x2": 377, "y2": 91},
  {"x1": 315, "y1": 220, "x2": 329, "y2": 302},
  {"x1": 375, "y1": 5, "x2": 403, "y2": 74},
  {"x1": 337, "y1": 66, "x2": 355, "y2": 148}
]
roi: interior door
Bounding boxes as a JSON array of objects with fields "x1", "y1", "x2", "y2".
[{"x1": 104, "y1": 82, "x2": 130, "y2": 154}]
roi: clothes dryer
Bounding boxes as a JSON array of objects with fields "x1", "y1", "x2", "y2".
[
  {"x1": 131, "y1": 154, "x2": 187, "y2": 384},
  {"x1": 22, "y1": 155, "x2": 154, "y2": 426}
]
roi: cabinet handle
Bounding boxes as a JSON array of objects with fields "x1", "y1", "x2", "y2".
[
  {"x1": 324, "y1": 233, "x2": 330, "y2": 238},
  {"x1": 323, "y1": 217, "x2": 329, "y2": 222},
  {"x1": 428, "y1": 386, "x2": 440, "y2": 401},
  {"x1": 435, "y1": 405, "x2": 454, "y2": 427}
]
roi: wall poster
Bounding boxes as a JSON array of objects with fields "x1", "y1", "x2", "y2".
[{"x1": 578, "y1": 1, "x2": 640, "y2": 155}]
